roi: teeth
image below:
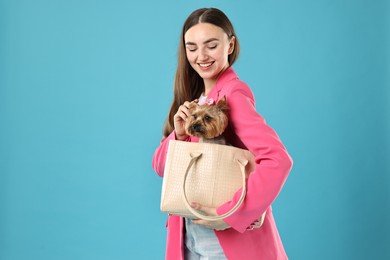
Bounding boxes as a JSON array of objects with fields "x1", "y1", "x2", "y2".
[{"x1": 199, "y1": 62, "x2": 213, "y2": 68}]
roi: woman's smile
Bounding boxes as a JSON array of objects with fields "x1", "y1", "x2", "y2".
[{"x1": 198, "y1": 62, "x2": 214, "y2": 68}]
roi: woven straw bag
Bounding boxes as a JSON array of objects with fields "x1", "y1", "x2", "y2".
[{"x1": 160, "y1": 140, "x2": 257, "y2": 221}]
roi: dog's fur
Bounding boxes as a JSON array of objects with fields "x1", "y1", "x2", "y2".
[{"x1": 185, "y1": 96, "x2": 229, "y2": 144}]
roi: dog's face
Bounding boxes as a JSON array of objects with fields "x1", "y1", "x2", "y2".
[{"x1": 185, "y1": 97, "x2": 229, "y2": 139}]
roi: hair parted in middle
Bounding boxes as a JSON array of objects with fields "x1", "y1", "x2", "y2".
[{"x1": 163, "y1": 8, "x2": 240, "y2": 137}]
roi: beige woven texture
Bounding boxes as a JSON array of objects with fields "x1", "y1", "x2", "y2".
[{"x1": 161, "y1": 140, "x2": 255, "y2": 219}]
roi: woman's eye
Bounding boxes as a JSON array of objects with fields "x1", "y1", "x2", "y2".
[
  {"x1": 208, "y1": 45, "x2": 217, "y2": 50},
  {"x1": 187, "y1": 48, "x2": 197, "y2": 52}
]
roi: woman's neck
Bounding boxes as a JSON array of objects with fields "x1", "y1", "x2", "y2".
[
  {"x1": 203, "y1": 65, "x2": 230, "y2": 96},
  {"x1": 203, "y1": 79, "x2": 217, "y2": 96}
]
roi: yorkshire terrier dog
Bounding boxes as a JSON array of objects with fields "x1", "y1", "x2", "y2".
[{"x1": 185, "y1": 96, "x2": 229, "y2": 144}]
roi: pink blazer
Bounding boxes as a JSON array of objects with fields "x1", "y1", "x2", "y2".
[{"x1": 152, "y1": 67, "x2": 293, "y2": 260}]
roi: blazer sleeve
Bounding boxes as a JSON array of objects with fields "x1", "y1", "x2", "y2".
[
  {"x1": 152, "y1": 131, "x2": 192, "y2": 177},
  {"x1": 216, "y1": 82, "x2": 293, "y2": 233}
]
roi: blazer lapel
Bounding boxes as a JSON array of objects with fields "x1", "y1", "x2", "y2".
[{"x1": 207, "y1": 67, "x2": 239, "y2": 102}]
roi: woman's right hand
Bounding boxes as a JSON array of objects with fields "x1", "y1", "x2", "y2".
[{"x1": 173, "y1": 100, "x2": 195, "y2": 140}]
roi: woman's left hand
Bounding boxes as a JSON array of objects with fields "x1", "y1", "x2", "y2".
[{"x1": 190, "y1": 202, "x2": 231, "y2": 231}]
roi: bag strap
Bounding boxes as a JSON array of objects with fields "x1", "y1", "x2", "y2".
[{"x1": 181, "y1": 152, "x2": 248, "y2": 221}]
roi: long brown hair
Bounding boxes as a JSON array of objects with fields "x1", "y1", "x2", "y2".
[{"x1": 162, "y1": 8, "x2": 240, "y2": 137}]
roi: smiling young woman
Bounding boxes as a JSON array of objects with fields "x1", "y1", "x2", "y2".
[
  {"x1": 152, "y1": 8, "x2": 293, "y2": 260},
  {"x1": 162, "y1": 8, "x2": 240, "y2": 138},
  {"x1": 184, "y1": 23, "x2": 235, "y2": 94}
]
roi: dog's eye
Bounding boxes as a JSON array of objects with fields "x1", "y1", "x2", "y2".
[
  {"x1": 192, "y1": 114, "x2": 197, "y2": 119},
  {"x1": 204, "y1": 115, "x2": 212, "y2": 121}
]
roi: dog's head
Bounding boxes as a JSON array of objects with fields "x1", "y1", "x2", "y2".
[{"x1": 185, "y1": 96, "x2": 229, "y2": 139}]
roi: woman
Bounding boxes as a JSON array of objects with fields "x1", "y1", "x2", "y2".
[{"x1": 152, "y1": 8, "x2": 293, "y2": 260}]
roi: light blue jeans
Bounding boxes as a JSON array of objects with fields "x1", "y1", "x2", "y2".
[{"x1": 184, "y1": 218, "x2": 227, "y2": 260}]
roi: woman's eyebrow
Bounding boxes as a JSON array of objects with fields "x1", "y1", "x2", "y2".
[
  {"x1": 185, "y1": 42, "x2": 196, "y2": 46},
  {"x1": 203, "y1": 38, "x2": 219, "y2": 44},
  {"x1": 185, "y1": 38, "x2": 220, "y2": 46}
]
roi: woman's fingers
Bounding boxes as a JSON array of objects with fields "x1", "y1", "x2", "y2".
[
  {"x1": 173, "y1": 99, "x2": 198, "y2": 139},
  {"x1": 175, "y1": 100, "x2": 198, "y2": 120},
  {"x1": 173, "y1": 101, "x2": 192, "y2": 139},
  {"x1": 175, "y1": 102, "x2": 191, "y2": 119},
  {"x1": 190, "y1": 202, "x2": 230, "y2": 230},
  {"x1": 191, "y1": 202, "x2": 217, "y2": 216},
  {"x1": 181, "y1": 101, "x2": 192, "y2": 117}
]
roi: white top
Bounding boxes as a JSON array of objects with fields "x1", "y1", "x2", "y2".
[{"x1": 198, "y1": 95, "x2": 214, "y2": 106}]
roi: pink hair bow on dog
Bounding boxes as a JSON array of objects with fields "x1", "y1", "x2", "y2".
[{"x1": 198, "y1": 96, "x2": 215, "y2": 106}]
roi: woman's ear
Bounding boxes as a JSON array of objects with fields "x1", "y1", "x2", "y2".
[{"x1": 228, "y1": 36, "x2": 235, "y2": 55}]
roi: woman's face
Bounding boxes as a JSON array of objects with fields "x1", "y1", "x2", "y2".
[{"x1": 184, "y1": 23, "x2": 235, "y2": 90}]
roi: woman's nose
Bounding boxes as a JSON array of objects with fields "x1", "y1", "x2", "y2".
[{"x1": 198, "y1": 49, "x2": 208, "y2": 60}]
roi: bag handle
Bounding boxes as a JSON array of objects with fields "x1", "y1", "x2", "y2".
[{"x1": 181, "y1": 152, "x2": 248, "y2": 221}]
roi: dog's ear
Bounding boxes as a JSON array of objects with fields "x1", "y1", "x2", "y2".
[
  {"x1": 188, "y1": 101, "x2": 199, "y2": 113},
  {"x1": 216, "y1": 96, "x2": 229, "y2": 113},
  {"x1": 217, "y1": 96, "x2": 227, "y2": 106}
]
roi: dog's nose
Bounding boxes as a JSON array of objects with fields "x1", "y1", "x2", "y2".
[{"x1": 192, "y1": 123, "x2": 201, "y2": 132}]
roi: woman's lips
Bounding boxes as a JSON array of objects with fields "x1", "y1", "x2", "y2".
[{"x1": 198, "y1": 62, "x2": 214, "y2": 69}]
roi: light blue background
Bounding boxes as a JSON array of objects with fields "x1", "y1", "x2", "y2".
[{"x1": 0, "y1": 0, "x2": 389, "y2": 259}]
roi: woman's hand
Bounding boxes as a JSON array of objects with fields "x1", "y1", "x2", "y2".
[
  {"x1": 173, "y1": 100, "x2": 197, "y2": 140},
  {"x1": 190, "y1": 202, "x2": 230, "y2": 231}
]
